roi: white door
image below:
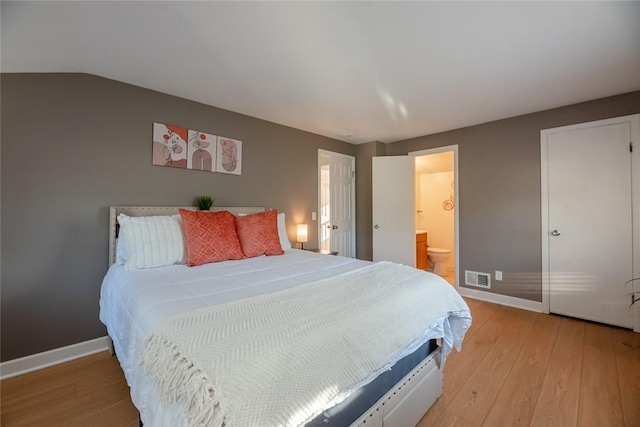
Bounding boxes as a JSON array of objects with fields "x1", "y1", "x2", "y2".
[
  {"x1": 372, "y1": 156, "x2": 415, "y2": 266},
  {"x1": 318, "y1": 150, "x2": 356, "y2": 258},
  {"x1": 546, "y1": 122, "x2": 633, "y2": 328}
]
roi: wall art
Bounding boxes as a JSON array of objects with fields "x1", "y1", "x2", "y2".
[
  {"x1": 152, "y1": 123, "x2": 187, "y2": 168},
  {"x1": 187, "y1": 129, "x2": 216, "y2": 172},
  {"x1": 216, "y1": 136, "x2": 242, "y2": 175},
  {"x1": 152, "y1": 123, "x2": 242, "y2": 176}
]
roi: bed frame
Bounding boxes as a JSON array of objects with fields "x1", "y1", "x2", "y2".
[
  {"x1": 351, "y1": 348, "x2": 443, "y2": 427},
  {"x1": 107, "y1": 206, "x2": 444, "y2": 427}
]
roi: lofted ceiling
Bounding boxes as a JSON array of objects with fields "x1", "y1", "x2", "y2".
[{"x1": 2, "y1": 1, "x2": 639, "y2": 144}]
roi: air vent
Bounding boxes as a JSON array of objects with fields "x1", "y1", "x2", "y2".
[{"x1": 465, "y1": 270, "x2": 491, "y2": 289}]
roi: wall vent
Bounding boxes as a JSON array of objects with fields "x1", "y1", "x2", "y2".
[{"x1": 465, "y1": 270, "x2": 491, "y2": 289}]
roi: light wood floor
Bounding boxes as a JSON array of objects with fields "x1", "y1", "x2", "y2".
[
  {"x1": 419, "y1": 299, "x2": 640, "y2": 427},
  {"x1": 1, "y1": 298, "x2": 639, "y2": 427}
]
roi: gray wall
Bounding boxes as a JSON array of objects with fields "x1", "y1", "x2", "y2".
[
  {"x1": 3, "y1": 72, "x2": 639, "y2": 361},
  {"x1": 385, "y1": 91, "x2": 640, "y2": 301},
  {"x1": 1, "y1": 73, "x2": 355, "y2": 361},
  {"x1": 355, "y1": 141, "x2": 386, "y2": 261}
]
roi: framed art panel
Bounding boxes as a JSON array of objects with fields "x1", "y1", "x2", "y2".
[
  {"x1": 187, "y1": 130, "x2": 216, "y2": 172},
  {"x1": 216, "y1": 137, "x2": 242, "y2": 175},
  {"x1": 152, "y1": 123, "x2": 187, "y2": 168}
]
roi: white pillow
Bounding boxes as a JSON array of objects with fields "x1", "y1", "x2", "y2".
[
  {"x1": 277, "y1": 212, "x2": 292, "y2": 250},
  {"x1": 115, "y1": 235, "x2": 128, "y2": 265},
  {"x1": 117, "y1": 214, "x2": 186, "y2": 270}
]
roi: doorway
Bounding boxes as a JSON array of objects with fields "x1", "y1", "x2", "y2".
[
  {"x1": 318, "y1": 150, "x2": 356, "y2": 258},
  {"x1": 371, "y1": 146, "x2": 459, "y2": 287},
  {"x1": 411, "y1": 147, "x2": 458, "y2": 288}
]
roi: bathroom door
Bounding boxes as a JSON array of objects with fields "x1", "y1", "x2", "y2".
[
  {"x1": 543, "y1": 118, "x2": 634, "y2": 328},
  {"x1": 372, "y1": 156, "x2": 415, "y2": 266}
]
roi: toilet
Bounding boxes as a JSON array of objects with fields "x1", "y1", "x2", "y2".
[{"x1": 427, "y1": 247, "x2": 451, "y2": 276}]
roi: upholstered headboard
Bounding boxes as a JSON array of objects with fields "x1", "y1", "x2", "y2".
[{"x1": 108, "y1": 206, "x2": 266, "y2": 265}]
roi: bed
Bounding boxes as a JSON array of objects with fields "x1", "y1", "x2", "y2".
[{"x1": 99, "y1": 206, "x2": 471, "y2": 427}]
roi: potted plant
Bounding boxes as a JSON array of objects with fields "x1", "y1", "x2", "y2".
[{"x1": 196, "y1": 195, "x2": 215, "y2": 211}]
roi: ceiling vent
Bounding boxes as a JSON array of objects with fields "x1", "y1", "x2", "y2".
[{"x1": 465, "y1": 270, "x2": 491, "y2": 289}]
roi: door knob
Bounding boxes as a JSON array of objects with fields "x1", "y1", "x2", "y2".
[
  {"x1": 327, "y1": 225, "x2": 338, "y2": 229},
  {"x1": 550, "y1": 230, "x2": 561, "y2": 236},
  {"x1": 374, "y1": 224, "x2": 379, "y2": 229}
]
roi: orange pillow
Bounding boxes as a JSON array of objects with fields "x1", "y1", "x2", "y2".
[
  {"x1": 179, "y1": 209, "x2": 245, "y2": 266},
  {"x1": 235, "y1": 210, "x2": 284, "y2": 258}
]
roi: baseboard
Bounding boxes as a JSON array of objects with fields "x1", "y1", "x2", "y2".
[
  {"x1": 0, "y1": 336, "x2": 111, "y2": 380},
  {"x1": 458, "y1": 287, "x2": 542, "y2": 313}
]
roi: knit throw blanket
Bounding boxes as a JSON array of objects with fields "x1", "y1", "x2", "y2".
[{"x1": 139, "y1": 261, "x2": 471, "y2": 427}]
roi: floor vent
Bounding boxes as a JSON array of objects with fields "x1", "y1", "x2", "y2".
[{"x1": 465, "y1": 270, "x2": 491, "y2": 289}]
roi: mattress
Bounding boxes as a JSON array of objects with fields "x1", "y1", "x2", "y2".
[{"x1": 100, "y1": 249, "x2": 470, "y2": 426}]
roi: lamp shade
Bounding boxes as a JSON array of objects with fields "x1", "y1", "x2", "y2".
[{"x1": 297, "y1": 224, "x2": 308, "y2": 243}]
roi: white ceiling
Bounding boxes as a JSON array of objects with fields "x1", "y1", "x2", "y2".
[
  {"x1": 2, "y1": 1, "x2": 639, "y2": 144},
  {"x1": 415, "y1": 151, "x2": 453, "y2": 175}
]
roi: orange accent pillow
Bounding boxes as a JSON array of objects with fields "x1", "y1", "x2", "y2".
[
  {"x1": 179, "y1": 209, "x2": 245, "y2": 266},
  {"x1": 235, "y1": 210, "x2": 284, "y2": 258}
]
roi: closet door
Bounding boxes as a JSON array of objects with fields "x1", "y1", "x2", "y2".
[{"x1": 545, "y1": 121, "x2": 633, "y2": 328}]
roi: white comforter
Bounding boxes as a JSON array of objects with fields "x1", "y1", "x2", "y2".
[{"x1": 100, "y1": 249, "x2": 471, "y2": 427}]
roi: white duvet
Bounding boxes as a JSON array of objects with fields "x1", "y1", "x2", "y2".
[{"x1": 100, "y1": 249, "x2": 471, "y2": 427}]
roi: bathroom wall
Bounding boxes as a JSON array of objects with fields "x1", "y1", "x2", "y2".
[{"x1": 418, "y1": 171, "x2": 455, "y2": 272}]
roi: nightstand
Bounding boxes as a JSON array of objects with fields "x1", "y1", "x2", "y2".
[{"x1": 306, "y1": 248, "x2": 338, "y2": 256}]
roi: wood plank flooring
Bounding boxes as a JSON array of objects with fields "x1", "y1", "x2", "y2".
[
  {"x1": 1, "y1": 298, "x2": 639, "y2": 427},
  {"x1": 418, "y1": 299, "x2": 640, "y2": 427},
  {"x1": 0, "y1": 351, "x2": 139, "y2": 427}
]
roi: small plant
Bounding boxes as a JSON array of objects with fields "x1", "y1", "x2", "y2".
[
  {"x1": 196, "y1": 195, "x2": 215, "y2": 211},
  {"x1": 627, "y1": 278, "x2": 640, "y2": 307}
]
